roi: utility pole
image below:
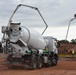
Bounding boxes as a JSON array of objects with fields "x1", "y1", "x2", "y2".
[{"x1": 65, "y1": 14, "x2": 76, "y2": 41}]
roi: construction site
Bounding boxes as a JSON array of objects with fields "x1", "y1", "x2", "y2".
[{"x1": 0, "y1": 2, "x2": 76, "y2": 75}]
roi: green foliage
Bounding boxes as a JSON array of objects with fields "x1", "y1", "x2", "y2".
[
  {"x1": 58, "y1": 40, "x2": 69, "y2": 43},
  {"x1": 70, "y1": 39, "x2": 76, "y2": 44}
]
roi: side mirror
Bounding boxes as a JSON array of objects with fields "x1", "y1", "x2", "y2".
[{"x1": 57, "y1": 41, "x2": 60, "y2": 48}]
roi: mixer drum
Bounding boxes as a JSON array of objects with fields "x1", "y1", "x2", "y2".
[
  {"x1": 8, "y1": 23, "x2": 46, "y2": 49},
  {"x1": 20, "y1": 27, "x2": 46, "y2": 49}
]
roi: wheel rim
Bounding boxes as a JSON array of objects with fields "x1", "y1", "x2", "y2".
[
  {"x1": 37, "y1": 58, "x2": 42, "y2": 68},
  {"x1": 53, "y1": 58, "x2": 57, "y2": 64},
  {"x1": 31, "y1": 57, "x2": 37, "y2": 69},
  {"x1": 39, "y1": 61, "x2": 42, "y2": 68},
  {"x1": 33, "y1": 61, "x2": 36, "y2": 68},
  {"x1": 48, "y1": 60, "x2": 51, "y2": 66}
]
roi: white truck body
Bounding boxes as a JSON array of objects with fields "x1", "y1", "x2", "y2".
[
  {"x1": 1, "y1": 4, "x2": 58, "y2": 69},
  {"x1": 44, "y1": 36, "x2": 58, "y2": 54}
]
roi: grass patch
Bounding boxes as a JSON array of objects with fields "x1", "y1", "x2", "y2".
[{"x1": 58, "y1": 54, "x2": 76, "y2": 58}]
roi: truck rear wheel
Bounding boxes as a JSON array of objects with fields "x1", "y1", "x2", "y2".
[
  {"x1": 51, "y1": 55, "x2": 58, "y2": 66},
  {"x1": 37, "y1": 57, "x2": 42, "y2": 69},
  {"x1": 44, "y1": 59, "x2": 51, "y2": 67},
  {"x1": 51, "y1": 59, "x2": 57, "y2": 66},
  {"x1": 30, "y1": 55, "x2": 37, "y2": 70}
]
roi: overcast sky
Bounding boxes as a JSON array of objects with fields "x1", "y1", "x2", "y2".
[{"x1": 0, "y1": 0, "x2": 76, "y2": 41}]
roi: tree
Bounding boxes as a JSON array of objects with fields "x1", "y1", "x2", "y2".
[
  {"x1": 70, "y1": 39, "x2": 76, "y2": 44},
  {"x1": 58, "y1": 40, "x2": 69, "y2": 43}
]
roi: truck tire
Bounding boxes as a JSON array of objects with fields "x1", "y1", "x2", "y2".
[
  {"x1": 51, "y1": 55, "x2": 58, "y2": 66},
  {"x1": 44, "y1": 59, "x2": 52, "y2": 67},
  {"x1": 30, "y1": 55, "x2": 37, "y2": 70},
  {"x1": 37, "y1": 57, "x2": 42, "y2": 69}
]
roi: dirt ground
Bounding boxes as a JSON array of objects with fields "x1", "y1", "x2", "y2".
[{"x1": 0, "y1": 53, "x2": 76, "y2": 75}]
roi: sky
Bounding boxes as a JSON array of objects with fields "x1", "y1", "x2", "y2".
[{"x1": 0, "y1": 0, "x2": 76, "y2": 41}]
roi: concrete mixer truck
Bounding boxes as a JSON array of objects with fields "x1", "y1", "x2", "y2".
[{"x1": 1, "y1": 4, "x2": 58, "y2": 69}]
